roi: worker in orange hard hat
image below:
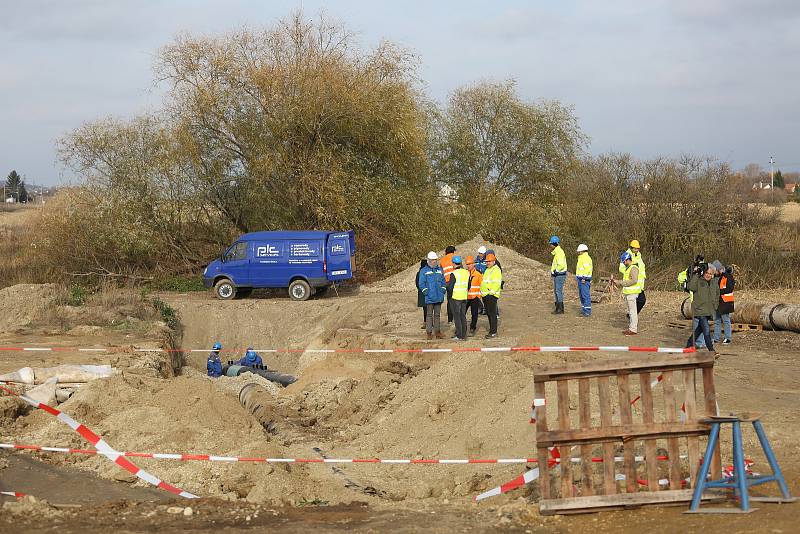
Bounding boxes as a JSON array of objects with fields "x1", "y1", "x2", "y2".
[{"x1": 464, "y1": 256, "x2": 483, "y2": 336}]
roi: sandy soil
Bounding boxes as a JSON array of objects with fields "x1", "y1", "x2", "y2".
[{"x1": 2, "y1": 238, "x2": 799, "y2": 532}]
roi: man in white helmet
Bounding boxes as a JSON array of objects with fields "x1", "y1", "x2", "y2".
[
  {"x1": 575, "y1": 244, "x2": 593, "y2": 317},
  {"x1": 417, "y1": 251, "x2": 447, "y2": 339},
  {"x1": 475, "y1": 246, "x2": 488, "y2": 274}
]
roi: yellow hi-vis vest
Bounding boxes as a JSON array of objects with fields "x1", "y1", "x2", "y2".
[
  {"x1": 622, "y1": 264, "x2": 643, "y2": 295},
  {"x1": 480, "y1": 265, "x2": 503, "y2": 297},
  {"x1": 551, "y1": 246, "x2": 567, "y2": 274},
  {"x1": 678, "y1": 268, "x2": 693, "y2": 301},
  {"x1": 619, "y1": 249, "x2": 646, "y2": 285},
  {"x1": 451, "y1": 268, "x2": 469, "y2": 300},
  {"x1": 576, "y1": 253, "x2": 593, "y2": 278}
]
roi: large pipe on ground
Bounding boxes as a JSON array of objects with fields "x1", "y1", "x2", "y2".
[
  {"x1": 223, "y1": 364, "x2": 297, "y2": 387},
  {"x1": 681, "y1": 298, "x2": 800, "y2": 332},
  {"x1": 238, "y1": 383, "x2": 277, "y2": 430}
]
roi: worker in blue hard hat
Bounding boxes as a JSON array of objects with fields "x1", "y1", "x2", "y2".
[
  {"x1": 207, "y1": 342, "x2": 223, "y2": 377},
  {"x1": 549, "y1": 236, "x2": 567, "y2": 315},
  {"x1": 619, "y1": 251, "x2": 643, "y2": 335},
  {"x1": 237, "y1": 347, "x2": 263, "y2": 367}
]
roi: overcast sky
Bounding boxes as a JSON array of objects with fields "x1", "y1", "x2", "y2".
[{"x1": 2, "y1": 0, "x2": 799, "y2": 186}]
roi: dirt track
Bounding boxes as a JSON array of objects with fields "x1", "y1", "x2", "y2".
[{"x1": 2, "y1": 238, "x2": 800, "y2": 532}]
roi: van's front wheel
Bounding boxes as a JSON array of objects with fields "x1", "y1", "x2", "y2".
[
  {"x1": 288, "y1": 280, "x2": 311, "y2": 301},
  {"x1": 214, "y1": 279, "x2": 237, "y2": 300}
]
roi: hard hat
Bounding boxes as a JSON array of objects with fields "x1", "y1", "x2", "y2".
[
  {"x1": 426, "y1": 251, "x2": 438, "y2": 260},
  {"x1": 477, "y1": 246, "x2": 487, "y2": 254},
  {"x1": 452, "y1": 255, "x2": 462, "y2": 264},
  {"x1": 630, "y1": 239, "x2": 640, "y2": 249},
  {"x1": 465, "y1": 255, "x2": 475, "y2": 264},
  {"x1": 620, "y1": 251, "x2": 632, "y2": 263},
  {"x1": 577, "y1": 244, "x2": 589, "y2": 253},
  {"x1": 246, "y1": 348, "x2": 256, "y2": 356},
  {"x1": 486, "y1": 253, "x2": 497, "y2": 262},
  {"x1": 212, "y1": 342, "x2": 222, "y2": 351},
  {"x1": 549, "y1": 236, "x2": 560, "y2": 245}
]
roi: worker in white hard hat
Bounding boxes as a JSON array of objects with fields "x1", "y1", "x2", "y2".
[
  {"x1": 575, "y1": 244, "x2": 593, "y2": 317},
  {"x1": 417, "y1": 251, "x2": 447, "y2": 339},
  {"x1": 475, "y1": 246, "x2": 489, "y2": 274}
]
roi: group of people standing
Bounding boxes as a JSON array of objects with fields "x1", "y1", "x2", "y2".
[{"x1": 416, "y1": 245, "x2": 502, "y2": 340}]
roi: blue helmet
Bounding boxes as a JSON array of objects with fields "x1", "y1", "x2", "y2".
[
  {"x1": 212, "y1": 342, "x2": 222, "y2": 351},
  {"x1": 620, "y1": 251, "x2": 632, "y2": 263},
  {"x1": 549, "y1": 236, "x2": 560, "y2": 245},
  {"x1": 452, "y1": 255, "x2": 462, "y2": 264}
]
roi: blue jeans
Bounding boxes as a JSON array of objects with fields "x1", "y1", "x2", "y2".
[
  {"x1": 577, "y1": 277, "x2": 592, "y2": 316},
  {"x1": 714, "y1": 310, "x2": 732, "y2": 342},
  {"x1": 687, "y1": 316, "x2": 715, "y2": 351},
  {"x1": 553, "y1": 273, "x2": 566, "y2": 303}
]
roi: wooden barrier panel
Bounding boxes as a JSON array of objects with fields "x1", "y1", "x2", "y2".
[{"x1": 533, "y1": 353, "x2": 720, "y2": 514}]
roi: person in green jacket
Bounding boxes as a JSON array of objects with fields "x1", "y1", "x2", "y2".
[
  {"x1": 685, "y1": 263, "x2": 720, "y2": 354},
  {"x1": 480, "y1": 253, "x2": 503, "y2": 338}
]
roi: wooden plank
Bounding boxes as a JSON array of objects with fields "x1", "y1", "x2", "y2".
[
  {"x1": 534, "y1": 381, "x2": 551, "y2": 500},
  {"x1": 617, "y1": 374, "x2": 637, "y2": 493},
  {"x1": 539, "y1": 489, "x2": 719, "y2": 515},
  {"x1": 597, "y1": 376, "x2": 616, "y2": 495},
  {"x1": 639, "y1": 372, "x2": 660, "y2": 492},
  {"x1": 557, "y1": 380, "x2": 573, "y2": 498},
  {"x1": 662, "y1": 371, "x2": 683, "y2": 490},
  {"x1": 533, "y1": 353, "x2": 714, "y2": 382},
  {"x1": 683, "y1": 369, "x2": 701, "y2": 487},
  {"x1": 537, "y1": 422, "x2": 709, "y2": 447},
  {"x1": 702, "y1": 367, "x2": 722, "y2": 481},
  {"x1": 578, "y1": 378, "x2": 594, "y2": 496}
]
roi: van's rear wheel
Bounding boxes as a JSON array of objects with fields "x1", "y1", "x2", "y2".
[
  {"x1": 214, "y1": 279, "x2": 236, "y2": 300},
  {"x1": 288, "y1": 280, "x2": 311, "y2": 301}
]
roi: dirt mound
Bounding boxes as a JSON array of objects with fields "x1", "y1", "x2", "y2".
[
  {"x1": 0, "y1": 284, "x2": 59, "y2": 332},
  {"x1": 363, "y1": 236, "x2": 552, "y2": 294}
]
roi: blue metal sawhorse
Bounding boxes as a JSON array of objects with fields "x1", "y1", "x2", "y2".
[{"x1": 687, "y1": 414, "x2": 796, "y2": 513}]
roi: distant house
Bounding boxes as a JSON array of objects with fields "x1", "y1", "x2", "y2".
[
  {"x1": 786, "y1": 183, "x2": 797, "y2": 194},
  {"x1": 752, "y1": 181, "x2": 771, "y2": 190}
]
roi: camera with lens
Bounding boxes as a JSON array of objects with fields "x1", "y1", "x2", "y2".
[{"x1": 691, "y1": 255, "x2": 706, "y2": 277}]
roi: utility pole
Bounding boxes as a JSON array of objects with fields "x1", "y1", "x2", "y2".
[{"x1": 770, "y1": 155, "x2": 775, "y2": 204}]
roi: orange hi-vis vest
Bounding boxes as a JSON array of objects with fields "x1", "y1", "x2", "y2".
[
  {"x1": 720, "y1": 274, "x2": 734, "y2": 303},
  {"x1": 440, "y1": 253, "x2": 455, "y2": 282},
  {"x1": 468, "y1": 270, "x2": 483, "y2": 299}
]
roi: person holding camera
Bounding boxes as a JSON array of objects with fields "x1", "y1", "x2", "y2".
[{"x1": 685, "y1": 263, "x2": 720, "y2": 356}]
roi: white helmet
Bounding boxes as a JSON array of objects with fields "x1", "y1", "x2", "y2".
[
  {"x1": 426, "y1": 251, "x2": 439, "y2": 260},
  {"x1": 477, "y1": 246, "x2": 487, "y2": 254},
  {"x1": 577, "y1": 243, "x2": 589, "y2": 253}
]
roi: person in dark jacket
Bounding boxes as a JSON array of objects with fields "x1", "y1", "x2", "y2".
[
  {"x1": 237, "y1": 348, "x2": 264, "y2": 367},
  {"x1": 416, "y1": 259, "x2": 428, "y2": 329},
  {"x1": 417, "y1": 251, "x2": 447, "y2": 340},
  {"x1": 207, "y1": 342, "x2": 223, "y2": 377},
  {"x1": 685, "y1": 264, "x2": 720, "y2": 354},
  {"x1": 714, "y1": 262, "x2": 734, "y2": 344}
]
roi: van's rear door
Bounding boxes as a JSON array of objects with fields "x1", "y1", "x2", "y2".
[{"x1": 325, "y1": 231, "x2": 355, "y2": 281}]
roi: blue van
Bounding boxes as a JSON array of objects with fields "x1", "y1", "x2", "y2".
[{"x1": 203, "y1": 230, "x2": 355, "y2": 301}]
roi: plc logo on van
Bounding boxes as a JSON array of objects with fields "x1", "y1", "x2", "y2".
[{"x1": 256, "y1": 245, "x2": 280, "y2": 257}]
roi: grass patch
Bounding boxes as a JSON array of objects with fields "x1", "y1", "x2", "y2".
[
  {"x1": 66, "y1": 284, "x2": 88, "y2": 306},
  {"x1": 151, "y1": 297, "x2": 178, "y2": 330},
  {"x1": 150, "y1": 276, "x2": 206, "y2": 292}
]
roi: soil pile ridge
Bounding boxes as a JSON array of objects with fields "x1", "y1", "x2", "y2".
[{"x1": 363, "y1": 236, "x2": 552, "y2": 294}]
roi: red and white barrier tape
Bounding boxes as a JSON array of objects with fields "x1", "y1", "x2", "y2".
[
  {"x1": 0, "y1": 385, "x2": 196, "y2": 499},
  {"x1": 0, "y1": 345, "x2": 696, "y2": 354},
  {"x1": 0, "y1": 443, "x2": 537, "y2": 464},
  {"x1": 0, "y1": 491, "x2": 26, "y2": 498}
]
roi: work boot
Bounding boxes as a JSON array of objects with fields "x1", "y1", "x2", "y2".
[
  {"x1": 426, "y1": 332, "x2": 433, "y2": 340},
  {"x1": 435, "y1": 331, "x2": 446, "y2": 339},
  {"x1": 551, "y1": 302, "x2": 559, "y2": 314},
  {"x1": 468, "y1": 327, "x2": 476, "y2": 337},
  {"x1": 556, "y1": 302, "x2": 564, "y2": 314}
]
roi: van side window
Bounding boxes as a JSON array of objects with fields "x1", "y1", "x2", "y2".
[{"x1": 227, "y1": 242, "x2": 248, "y2": 261}]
